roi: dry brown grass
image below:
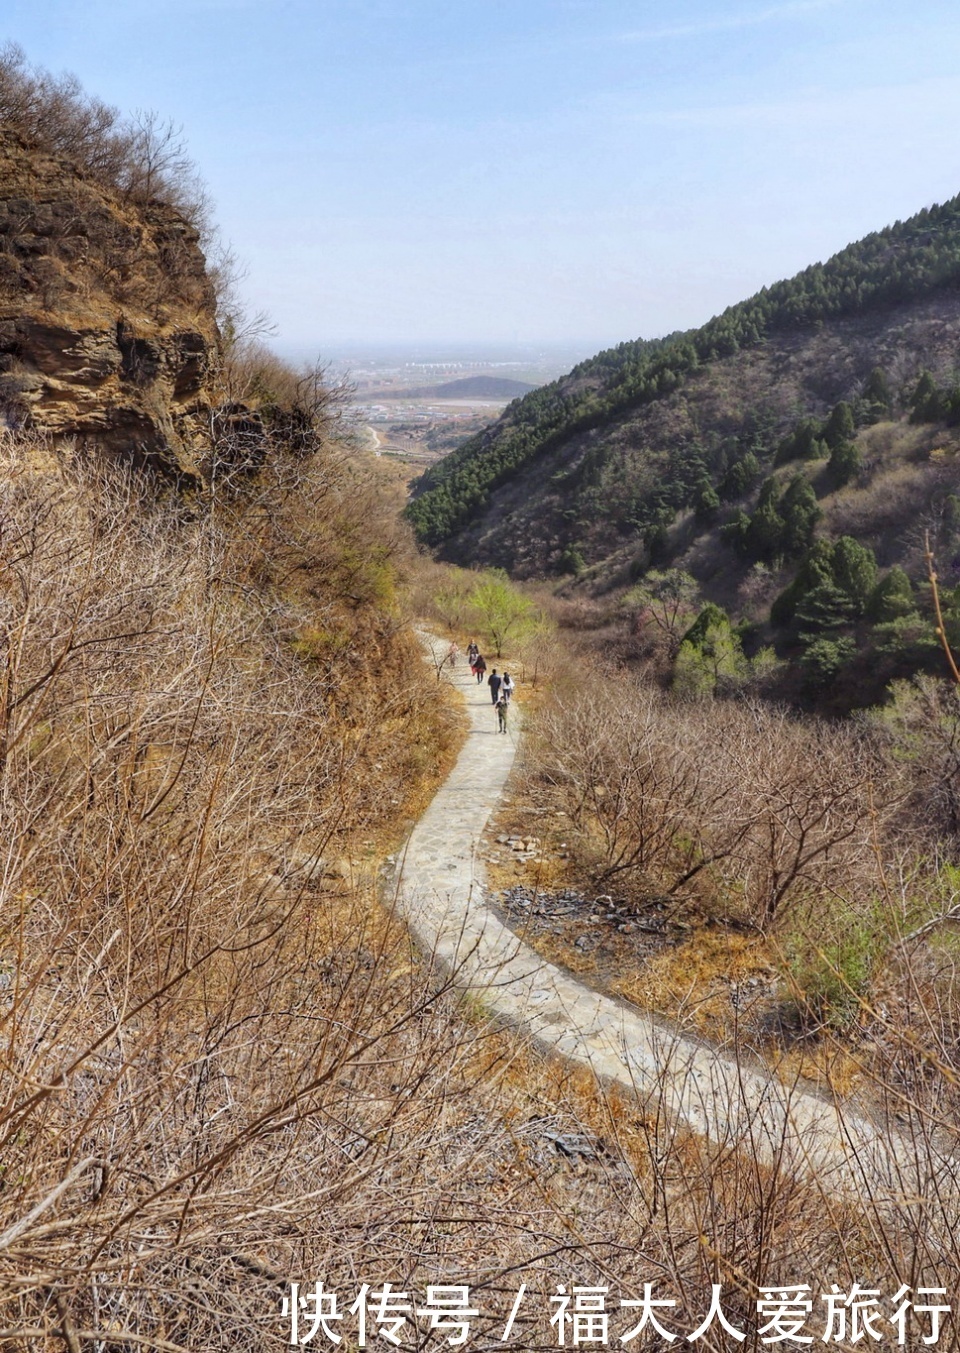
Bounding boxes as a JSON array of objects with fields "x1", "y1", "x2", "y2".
[
  {"x1": 0, "y1": 431, "x2": 477, "y2": 1346},
  {"x1": 824, "y1": 460, "x2": 935, "y2": 553},
  {"x1": 612, "y1": 932, "x2": 774, "y2": 1025}
]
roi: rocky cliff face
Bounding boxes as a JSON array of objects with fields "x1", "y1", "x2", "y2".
[{"x1": 0, "y1": 128, "x2": 219, "y2": 477}]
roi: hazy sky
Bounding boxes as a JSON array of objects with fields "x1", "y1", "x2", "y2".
[{"x1": 5, "y1": 0, "x2": 960, "y2": 358}]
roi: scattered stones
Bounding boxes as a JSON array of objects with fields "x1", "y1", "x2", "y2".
[
  {"x1": 493, "y1": 885, "x2": 684, "y2": 983},
  {"x1": 522, "y1": 1116, "x2": 607, "y2": 1162},
  {"x1": 729, "y1": 975, "x2": 777, "y2": 1011},
  {"x1": 277, "y1": 850, "x2": 352, "y2": 892}
]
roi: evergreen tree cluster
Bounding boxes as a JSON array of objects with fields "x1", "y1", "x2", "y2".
[
  {"x1": 774, "y1": 399, "x2": 865, "y2": 485},
  {"x1": 772, "y1": 536, "x2": 881, "y2": 630},
  {"x1": 758, "y1": 370, "x2": 960, "y2": 694},
  {"x1": 908, "y1": 369, "x2": 960, "y2": 425},
  {"x1": 672, "y1": 600, "x2": 779, "y2": 698},
  {"x1": 767, "y1": 537, "x2": 944, "y2": 691},
  {"x1": 721, "y1": 474, "x2": 821, "y2": 564}
]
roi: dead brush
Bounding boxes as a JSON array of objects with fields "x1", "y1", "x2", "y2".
[
  {"x1": 0, "y1": 434, "x2": 507, "y2": 1347},
  {"x1": 4, "y1": 432, "x2": 960, "y2": 1348},
  {"x1": 532, "y1": 680, "x2": 892, "y2": 928}
]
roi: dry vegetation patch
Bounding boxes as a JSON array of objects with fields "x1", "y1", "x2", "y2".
[
  {"x1": 3, "y1": 434, "x2": 960, "y2": 1345},
  {"x1": 0, "y1": 432, "x2": 478, "y2": 1344},
  {"x1": 480, "y1": 654, "x2": 960, "y2": 1116}
]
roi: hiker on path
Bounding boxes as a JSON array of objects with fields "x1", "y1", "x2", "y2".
[
  {"x1": 473, "y1": 654, "x2": 487, "y2": 684},
  {"x1": 488, "y1": 669, "x2": 502, "y2": 705},
  {"x1": 495, "y1": 692, "x2": 508, "y2": 734},
  {"x1": 447, "y1": 641, "x2": 459, "y2": 668},
  {"x1": 501, "y1": 672, "x2": 515, "y2": 703},
  {"x1": 467, "y1": 641, "x2": 479, "y2": 666}
]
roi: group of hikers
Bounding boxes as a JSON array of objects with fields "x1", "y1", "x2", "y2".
[{"x1": 465, "y1": 641, "x2": 514, "y2": 733}]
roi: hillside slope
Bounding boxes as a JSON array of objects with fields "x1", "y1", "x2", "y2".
[
  {"x1": 407, "y1": 193, "x2": 960, "y2": 578},
  {"x1": 435, "y1": 293, "x2": 960, "y2": 579}
]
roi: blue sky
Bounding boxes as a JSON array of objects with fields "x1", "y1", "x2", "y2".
[{"x1": 4, "y1": 1, "x2": 960, "y2": 359}]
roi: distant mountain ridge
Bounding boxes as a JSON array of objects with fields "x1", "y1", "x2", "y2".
[
  {"x1": 406, "y1": 192, "x2": 960, "y2": 566},
  {"x1": 364, "y1": 375, "x2": 535, "y2": 401}
]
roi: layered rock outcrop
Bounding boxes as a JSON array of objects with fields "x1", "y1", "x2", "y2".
[{"x1": 0, "y1": 128, "x2": 219, "y2": 477}]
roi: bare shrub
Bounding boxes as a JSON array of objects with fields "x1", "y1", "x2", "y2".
[
  {"x1": 119, "y1": 108, "x2": 210, "y2": 227},
  {"x1": 4, "y1": 436, "x2": 960, "y2": 1345},
  {"x1": 869, "y1": 676, "x2": 960, "y2": 842},
  {"x1": 0, "y1": 432, "x2": 474, "y2": 1344},
  {"x1": 720, "y1": 702, "x2": 890, "y2": 924},
  {"x1": 0, "y1": 44, "x2": 208, "y2": 230},
  {"x1": 535, "y1": 680, "x2": 890, "y2": 926},
  {"x1": 824, "y1": 461, "x2": 933, "y2": 556}
]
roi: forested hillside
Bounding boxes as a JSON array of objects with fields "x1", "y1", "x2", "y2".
[
  {"x1": 407, "y1": 193, "x2": 960, "y2": 566},
  {"x1": 406, "y1": 194, "x2": 960, "y2": 706}
]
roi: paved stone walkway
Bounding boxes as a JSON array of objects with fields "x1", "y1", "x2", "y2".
[{"x1": 393, "y1": 651, "x2": 946, "y2": 1191}]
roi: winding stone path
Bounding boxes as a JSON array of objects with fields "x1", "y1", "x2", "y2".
[{"x1": 393, "y1": 652, "x2": 947, "y2": 1191}]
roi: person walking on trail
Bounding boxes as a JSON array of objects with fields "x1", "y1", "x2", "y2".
[
  {"x1": 473, "y1": 653, "x2": 487, "y2": 684},
  {"x1": 495, "y1": 691, "x2": 509, "y2": 734},
  {"x1": 446, "y1": 640, "x2": 459, "y2": 668},
  {"x1": 488, "y1": 669, "x2": 502, "y2": 705},
  {"x1": 467, "y1": 641, "x2": 479, "y2": 666},
  {"x1": 501, "y1": 671, "x2": 515, "y2": 703}
]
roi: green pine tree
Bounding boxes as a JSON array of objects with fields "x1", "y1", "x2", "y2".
[
  {"x1": 770, "y1": 540, "x2": 834, "y2": 627},
  {"x1": 800, "y1": 635, "x2": 857, "y2": 690},
  {"x1": 830, "y1": 536, "x2": 877, "y2": 614},
  {"x1": 694, "y1": 482, "x2": 721, "y2": 524},
  {"x1": 862, "y1": 366, "x2": 893, "y2": 420},
  {"x1": 744, "y1": 479, "x2": 786, "y2": 562},
  {"x1": 910, "y1": 370, "x2": 943, "y2": 423},
  {"x1": 795, "y1": 579, "x2": 857, "y2": 635},
  {"x1": 866, "y1": 567, "x2": 914, "y2": 622},
  {"x1": 780, "y1": 474, "x2": 821, "y2": 555},
  {"x1": 674, "y1": 608, "x2": 748, "y2": 697},
  {"x1": 720, "y1": 509, "x2": 752, "y2": 558},
  {"x1": 680, "y1": 602, "x2": 730, "y2": 649},
  {"x1": 719, "y1": 451, "x2": 760, "y2": 500},
  {"x1": 823, "y1": 401, "x2": 856, "y2": 449},
  {"x1": 827, "y1": 439, "x2": 862, "y2": 487}
]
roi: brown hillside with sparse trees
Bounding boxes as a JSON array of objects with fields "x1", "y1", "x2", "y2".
[{"x1": 430, "y1": 291, "x2": 960, "y2": 579}]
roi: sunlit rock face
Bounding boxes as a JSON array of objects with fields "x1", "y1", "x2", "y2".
[{"x1": 0, "y1": 128, "x2": 219, "y2": 478}]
